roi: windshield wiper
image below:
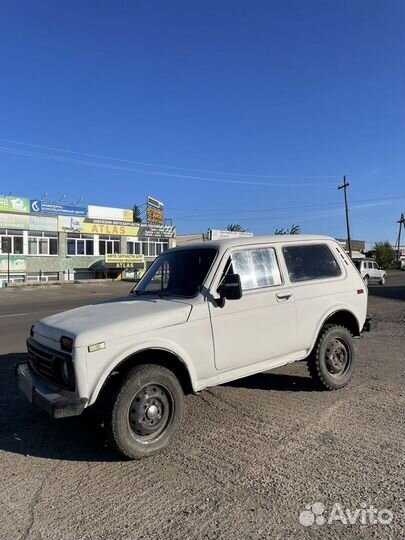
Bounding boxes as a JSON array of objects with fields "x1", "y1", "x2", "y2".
[{"x1": 132, "y1": 290, "x2": 164, "y2": 297}]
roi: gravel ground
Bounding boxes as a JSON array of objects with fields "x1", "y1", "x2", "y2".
[{"x1": 0, "y1": 275, "x2": 404, "y2": 540}]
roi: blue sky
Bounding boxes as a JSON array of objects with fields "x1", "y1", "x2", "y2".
[{"x1": 0, "y1": 0, "x2": 404, "y2": 244}]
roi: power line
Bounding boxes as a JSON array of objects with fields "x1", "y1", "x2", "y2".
[
  {"x1": 0, "y1": 145, "x2": 339, "y2": 188},
  {"x1": 0, "y1": 136, "x2": 340, "y2": 181},
  {"x1": 172, "y1": 201, "x2": 395, "y2": 224},
  {"x1": 169, "y1": 196, "x2": 403, "y2": 220}
]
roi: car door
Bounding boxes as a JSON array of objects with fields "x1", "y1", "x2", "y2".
[
  {"x1": 372, "y1": 262, "x2": 381, "y2": 281},
  {"x1": 208, "y1": 245, "x2": 298, "y2": 372},
  {"x1": 369, "y1": 262, "x2": 377, "y2": 281}
]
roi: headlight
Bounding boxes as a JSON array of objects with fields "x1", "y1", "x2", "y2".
[
  {"x1": 60, "y1": 336, "x2": 73, "y2": 352},
  {"x1": 58, "y1": 357, "x2": 75, "y2": 390},
  {"x1": 61, "y1": 359, "x2": 70, "y2": 386}
]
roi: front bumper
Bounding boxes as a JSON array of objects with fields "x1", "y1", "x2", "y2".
[{"x1": 16, "y1": 363, "x2": 87, "y2": 419}]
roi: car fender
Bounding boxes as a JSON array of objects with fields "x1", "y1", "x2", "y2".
[
  {"x1": 308, "y1": 304, "x2": 362, "y2": 353},
  {"x1": 87, "y1": 337, "x2": 198, "y2": 406}
]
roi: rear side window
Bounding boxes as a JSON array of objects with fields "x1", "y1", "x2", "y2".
[
  {"x1": 231, "y1": 247, "x2": 282, "y2": 290},
  {"x1": 282, "y1": 244, "x2": 341, "y2": 282},
  {"x1": 353, "y1": 260, "x2": 362, "y2": 270}
]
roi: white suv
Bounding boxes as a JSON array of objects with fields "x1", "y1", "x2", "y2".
[
  {"x1": 17, "y1": 235, "x2": 371, "y2": 459},
  {"x1": 353, "y1": 258, "x2": 386, "y2": 286}
]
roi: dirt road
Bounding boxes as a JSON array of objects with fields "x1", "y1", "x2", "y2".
[{"x1": 0, "y1": 276, "x2": 404, "y2": 539}]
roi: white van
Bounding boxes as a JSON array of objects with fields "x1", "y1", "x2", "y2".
[{"x1": 17, "y1": 235, "x2": 371, "y2": 459}]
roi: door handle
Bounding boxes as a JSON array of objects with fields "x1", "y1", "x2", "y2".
[{"x1": 276, "y1": 291, "x2": 292, "y2": 301}]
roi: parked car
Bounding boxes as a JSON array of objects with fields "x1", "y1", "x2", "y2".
[
  {"x1": 17, "y1": 235, "x2": 371, "y2": 459},
  {"x1": 352, "y1": 258, "x2": 386, "y2": 286}
]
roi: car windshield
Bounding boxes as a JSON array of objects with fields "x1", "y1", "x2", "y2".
[
  {"x1": 353, "y1": 260, "x2": 362, "y2": 270},
  {"x1": 133, "y1": 248, "x2": 217, "y2": 298}
]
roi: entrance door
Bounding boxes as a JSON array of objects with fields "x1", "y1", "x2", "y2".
[{"x1": 208, "y1": 246, "x2": 297, "y2": 372}]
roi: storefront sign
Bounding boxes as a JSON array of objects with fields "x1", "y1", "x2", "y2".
[
  {"x1": 29, "y1": 215, "x2": 58, "y2": 232},
  {"x1": 146, "y1": 208, "x2": 164, "y2": 225},
  {"x1": 58, "y1": 216, "x2": 140, "y2": 236},
  {"x1": 0, "y1": 196, "x2": 30, "y2": 214},
  {"x1": 139, "y1": 224, "x2": 175, "y2": 238},
  {"x1": 0, "y1": 213, "x2": 30, "y2": 230},
  {"x1": 0, "y1": 256, "x2": 26, "y2": 272},
  {"x1": 105, "y1": 254, "x2": 145, "y2": 266},
  {"x1": 208, "y1": 229, "x2": 253, "y2": 240},
  {"x1": 147, "y1": 196, "x2": 164, "y2": 210},
  {"x1": 30, "y1": 200, "x2": 87, "y2": 217},
  {"x1": 88, "y1": 205, "x2": 133, "y2": 223}
]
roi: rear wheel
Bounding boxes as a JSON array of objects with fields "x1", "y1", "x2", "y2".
[
  {"x1": 379, "y1": 275, "x2": 386, "y2": 285},
  {"x1": 105, "y1": 364, "x2": 184, "y2": 459},
  {"x1": 307, "y1": 324, "x2": 356, "y2": 390}
]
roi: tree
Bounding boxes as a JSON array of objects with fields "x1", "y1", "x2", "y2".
[
  {"x1": 226, "y1": 224, "x2": 247, "y2": 232},
  {"x1": 274, "y1": 224, "x2": 301, "y2": 235},
  {"x1": 132, "y1": 204, "x2": 142, "y2": 224},
  {"x1": 374, "y1": 241, "x2": 395, "y2": 269}
]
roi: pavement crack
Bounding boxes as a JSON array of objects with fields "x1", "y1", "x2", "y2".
[{"x1": 18, "y1": 461, "x2": 61, "y2": 540}]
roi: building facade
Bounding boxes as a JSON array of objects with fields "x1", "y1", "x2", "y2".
[{"x1": 0, "y1": 196, "x2": 175, "y2": 285}]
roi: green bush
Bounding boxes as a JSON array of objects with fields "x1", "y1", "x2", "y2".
[{"x1": 374, "y1": 241, "x2": 396, "y2": 269}]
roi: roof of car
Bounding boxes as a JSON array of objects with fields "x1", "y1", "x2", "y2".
[{"x1": 170, "y1": 234, "x2": 336, "y2": 251}]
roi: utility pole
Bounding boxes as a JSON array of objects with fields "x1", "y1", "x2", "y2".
[
  {"x1": 396, "y1": 212, "x2": 405, "y2": 260},
  {"x1": 338, "y1": 176, "x2": 352, "y2": 257}
]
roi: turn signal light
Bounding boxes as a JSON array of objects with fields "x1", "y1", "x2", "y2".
[
  {"x1": 60, "y1": 336, "x2": 74, "y2": 352},
  {"x1": 88, "y1": 342, "x2": 106, "y2": 353}
]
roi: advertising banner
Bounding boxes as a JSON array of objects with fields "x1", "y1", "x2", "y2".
[
  {"x1": 58, "y1": 216, "x2": 140, "y2": 236},
  {"x1": 29, "y1": 215, "x2": 57, "y2": 232},
  {"x1": 208, "y1": 229, "x2": 253, "y2": 240},
  {"x1": 30, "y1": 199, "x2": 87, "y2": 217},
  {"x1": 146, "y1": 208, "x2": 164, "y2": 225},
  {"x1": 88, "y1": 205, "x2": 133, "y2": 223},
  {"x1": 0, "y1": 213, "x2": 30, "y2": 230},
  {"x1": 147, "y1": 196, "x2": 164, "y2": 210},
  {"x1": 0, "y1": 256, "x2": 26, "y2": 272},
  {"x1": 105, "y1": 254, "x2": 145, "y2": 266},
  {"x1": 0, "y1": 196, "x2": 30, "y2": 214},
  {"x1": 139, "y1": 224, "x2": 175, "y2": 238}
]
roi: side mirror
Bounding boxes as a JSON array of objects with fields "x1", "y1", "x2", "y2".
[{"x1": 218, "y1": 274, "x2": 243, "y2": 301}]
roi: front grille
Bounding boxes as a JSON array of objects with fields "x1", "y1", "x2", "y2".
[{"x1": 26, "y1": 337, "x2": 73, "y2": 388}]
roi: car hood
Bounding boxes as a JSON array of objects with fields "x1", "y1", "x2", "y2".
[{"x1": 34, "y1": 296, "x2": 192, "y2": 348}]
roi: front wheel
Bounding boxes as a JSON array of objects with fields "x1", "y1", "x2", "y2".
[
  {"x1": 363, "y1": 275, "x2": 369, "y2": 287},
  {"x1": 307, "y1": 325, "x2": 356, "y2": 390},
  {"x1": 105, "y1": 364, "x2": 184, "y2": 459}
]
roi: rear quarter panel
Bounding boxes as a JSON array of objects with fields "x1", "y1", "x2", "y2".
[{"x1": 278, "y1": 241, "x2": 367, "y2": 354}]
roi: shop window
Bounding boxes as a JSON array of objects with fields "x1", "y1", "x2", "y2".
[
  {"x1": 28, "y1": 231, "x2": 58, "y2": 256},
  {"x1": 127, "y1": 241, "x2": 141, "y2": 255},
  {"x1": 0, "y1": 229, "x2": 24, "y2": 255},
  {"x1": 99, "y1": 235, "x2": 120, "y2": 255},
  {"x1": 67, "y1": 234, "x2": 94, "y2": 256}
]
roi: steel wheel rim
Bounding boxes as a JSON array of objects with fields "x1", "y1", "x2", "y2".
[
  {"x1": 325, "y1": 337, "x2": 351, "y2": 378},
  {"x1": 128, "y1": 383, "x2": 173, "y2": 440}
]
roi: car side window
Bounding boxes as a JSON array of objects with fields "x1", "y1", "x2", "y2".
[
  {"x1": 231, "y1": 247, "x2": 282, "y2": 290},
  {"x1": 282, "y1": 244, "x2": 341, "y2": 282}
]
